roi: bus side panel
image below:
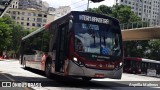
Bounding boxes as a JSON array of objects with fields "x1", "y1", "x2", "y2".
[{"x1": 24, "y1": 55, "x2": 41, "y2": 70}]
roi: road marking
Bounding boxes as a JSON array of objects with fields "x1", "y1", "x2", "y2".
[
  {"x1": 1, "y1": 73, "x2": 15, "y2": 82},
  {"x1": 1, "y1": 73, "x2": 32, "y2": 90}
]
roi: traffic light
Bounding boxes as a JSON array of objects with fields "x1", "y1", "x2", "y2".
[{"x1": 90, "y1": 0, "x2": 104, "y2": 3}]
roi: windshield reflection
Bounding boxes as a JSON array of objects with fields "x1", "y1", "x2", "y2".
[{"x1": 75, "y1": 23, "x2": 121, "y2": 56}]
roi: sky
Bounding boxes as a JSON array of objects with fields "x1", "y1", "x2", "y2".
[{"x1": 42, "y1": 0, "x2": 115, "y2": 11}]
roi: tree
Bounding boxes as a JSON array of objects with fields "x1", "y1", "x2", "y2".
[
  {"x1": 111, "y1": 5, "x2": 141, "y2": 23},
  {"x1": 0, "y1": 15, "x2": 29, "y2": 58},
  {"x1": 0, "y1": 22, "x2": 12, "y2": 55},
  {"x1": 124, "y1": 40, "x2": 150, "y2": 58},
  {"x1": 147, "y1": 40, "x2": 160, "y2": 60},
  {"x1": 87, "y1": 5, "x2": 141, "y2": 23},
  {"x1": 87, "y1": 5, "x2": 112, "y2": 16}
]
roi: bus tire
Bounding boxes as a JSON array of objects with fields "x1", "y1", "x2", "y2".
[
  {"x1": 82, "y1": 77, "x2": 92, "y2": 81},
  {"x1": 45, "y1": 60, "x2": 52, "y2": 78}
]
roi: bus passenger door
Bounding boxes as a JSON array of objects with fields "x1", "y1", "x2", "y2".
[{"x1": 55, "y1": 23, "x2": 68, "y2": 72}]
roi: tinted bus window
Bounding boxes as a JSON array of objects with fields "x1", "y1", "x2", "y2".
[
  {"x1": 74, "y1": 23, "x2": 121, "y2": 56},
  {"x1": 124, "y1": 60, "x2": 130, "y2": 67},
  {"x1": 23, "y1": 29, "x2": 50, "y2": 54}
]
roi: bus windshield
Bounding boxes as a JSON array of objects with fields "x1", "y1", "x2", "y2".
[{"x1": 74, "y1": 22, "x2": 121, "y2": 56}]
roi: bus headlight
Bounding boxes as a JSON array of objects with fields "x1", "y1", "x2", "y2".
[
  {"x1": 115, "y1": 62, "x2": 123, "y2": 70},
  {"x1": 72, "y1": 57, "x2": 84, "y2": 67},
  {"x1": 73, "y1": 57, "x2": 77, "y2": 62},
  {"x1": 119, "y1": 62, "x2": 123, "y2": 66}
]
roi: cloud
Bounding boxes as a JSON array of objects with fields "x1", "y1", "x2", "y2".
[{"x1": 42, "y1": 0, "x2": 115, "y2": 11}]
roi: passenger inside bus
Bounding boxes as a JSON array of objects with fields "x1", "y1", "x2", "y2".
[{"x1": 77, "y1": 40, "x2": 84, "y2": 52}]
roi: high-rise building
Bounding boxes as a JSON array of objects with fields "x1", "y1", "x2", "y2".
[
  {"x1": 9, "y1": 0, "x2": 19, "y2": 9},
  {"x1": 42, "y1": 1, "x2": 49, "y2": 11},
  {"x1": 7, "y1": 0, "x2": 71, "y2": 30},
  {"x1": 49, "y1": 6, "x2": 71, "y2": 20},
  {"x1": 115, "y1": 0, "x2": 160, "y2": 25},
  {"x1": 7, "y1": 8, "x2": 55, "y2": 30},
  {"x1": 18, "y1": 0, "x2": 42, "y2": 10}
]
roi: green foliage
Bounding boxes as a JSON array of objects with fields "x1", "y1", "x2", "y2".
[
  {"x1": 87, "y1": 5, "x2": 141, "y2": 23},
  {"x1": 0, "y1": 22, "x2": 12, "y2": 54},
  {"x1": 124, "y1": 40, "x2": 150, "y2": 58},
  {"x1": 0, "y1": 15, "x2": 29, "y2": 57},
  {"x1": 112, "y1": 5, "x2": 140, "y2": 23},
  {"x1": 87, "y1": 5, "x2": 112, "y2": 16},
  {"x1": 147, "y1": 40, "x2": 160, "y2": 60}
]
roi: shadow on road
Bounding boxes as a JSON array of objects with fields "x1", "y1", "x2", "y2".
[
  {"x1": 0, "y1": 67, "x2": 159, "y2": 90},
  {"x1": 19, "y1": 67, "x2": 160, "y2": 89}
]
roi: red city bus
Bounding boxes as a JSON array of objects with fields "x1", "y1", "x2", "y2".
[
  {"x1": 20, "y1": 11, "x2": 123, "y2": 81},
  {"x1": 123, "y1": 57, "x2": 142, "y2": 74},
  {"x1": 124, "y1": 57, "x2": 160, "y2": 76}
]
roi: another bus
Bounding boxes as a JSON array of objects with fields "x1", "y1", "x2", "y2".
[
  {"x1": 124, "y1": 57, "x2": 160, "y2": 76},
  {"x1": 19, "y1": 11, "x2": 123, "y2": 81}
]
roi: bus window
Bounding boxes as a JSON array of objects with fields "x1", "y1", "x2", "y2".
[
  {"x1": 23, "y1": 39, "x2": 36, "y2": 55},
  {"x1": 144, "y1": 63, "x2": 148, "y2": 68},
  {"x1": 41, "y1": 30, "x2": 50, "y2": 52},
  {"x1": 74, "y1": 23, "x2": 121, "y2": 56},
  {"x1": 136, "y1": 62, "x2": 141, "y2": 68},
  {"x1": 150, "y1": 63, "x2": 155, "y2": 69},
  {"x1": 124, "y1": 60, "x2": 130, "y2": 68},
  {"x1": 131, "y1": 61, "x2": 136, "y2": 68},
  {"x1": 148, "y1": 63, "x2": 151, "y2": 69},
  {"x1": 141, "y1": 63, "x2": 145, "y2": 68}
]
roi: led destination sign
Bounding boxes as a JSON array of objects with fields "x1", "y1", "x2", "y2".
[{"x1": 79, "y1": 15, "x2": 109, "y2": 24}]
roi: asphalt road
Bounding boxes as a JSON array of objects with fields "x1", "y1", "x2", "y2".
[{"x1": 0, "y1": 59, "x2": 160, "y2": 90}]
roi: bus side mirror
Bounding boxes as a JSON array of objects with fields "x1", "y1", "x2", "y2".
[{"x1": 69, "y1": 20, "x2": 73, "y2": 30}]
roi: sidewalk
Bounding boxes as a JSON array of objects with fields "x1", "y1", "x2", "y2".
[{"x1": 0, "y1": 58, "x2": 18, "y2": 61}]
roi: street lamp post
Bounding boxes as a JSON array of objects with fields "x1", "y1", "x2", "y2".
[{"x1": 87, "y1": 0, "x2": 89, "y2": 10}]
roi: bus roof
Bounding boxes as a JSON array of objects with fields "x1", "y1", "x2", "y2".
[
  {"x1": 22, "y1": 26, "x2": 45, "y2": 40},
  {"x1": 22, "y1": 21, "x2": 53, "y2": 40},
  {"x1": 71, "y1": 11, "x2": 119, "y2": 20},
  {"x1": 124, "y1": 57, "x2": 142, "y2": 61},
  {"x1": 124, "y1": 57, "x2": 160, "y2": 64},
  {"x1": 142, "y1": 58, "x2": 160, "y2": 64},
  {"x1": 22, "y1": 11, "x2": 119, "y2": 40}
]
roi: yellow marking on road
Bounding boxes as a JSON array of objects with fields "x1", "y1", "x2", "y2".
[{"x1": 1, "y1": 73, "x2": 32, "y2": 90}]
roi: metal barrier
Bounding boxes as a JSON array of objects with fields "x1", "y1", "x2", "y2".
[{"x1": 120, "y1": 21, "x2": 159, "y2": 30}]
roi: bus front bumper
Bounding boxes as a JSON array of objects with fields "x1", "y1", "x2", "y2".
[{"x1": 68, "y1": 61, "x2": 123, "y2": 79}]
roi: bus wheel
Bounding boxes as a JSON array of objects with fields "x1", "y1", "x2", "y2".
[
  {"x1": 82, "y1": 77, "x2": 92, "y2": 81},
  {"x1": 45, "y1": 60, "x2": 52, "y2": 78}
]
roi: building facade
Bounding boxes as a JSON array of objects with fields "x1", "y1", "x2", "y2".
[
  {"x1": 18, "y1": 0, "x2": 42, "y2": 10},
  {"x1": 7, "y1": 0, "x2": 71, "y2": 30},
  {"x1": 7, "y1": 8, "x2": 55, "y2": 30},
  {"x1": 49, "y1": 6, "x2": 71, "y2": 20},
  {"x1": 115, "y1": 0, "x2": 160, "y2": 25},
  {"x1": 10, "y1": 0, "x2": 19, "y2": 9},
  {"x1": 42, "y1": 1, "x2": 49, "y2": 11},
  {"x1": 10, "y1": 0, "x2": 49, "y2": 11}
]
